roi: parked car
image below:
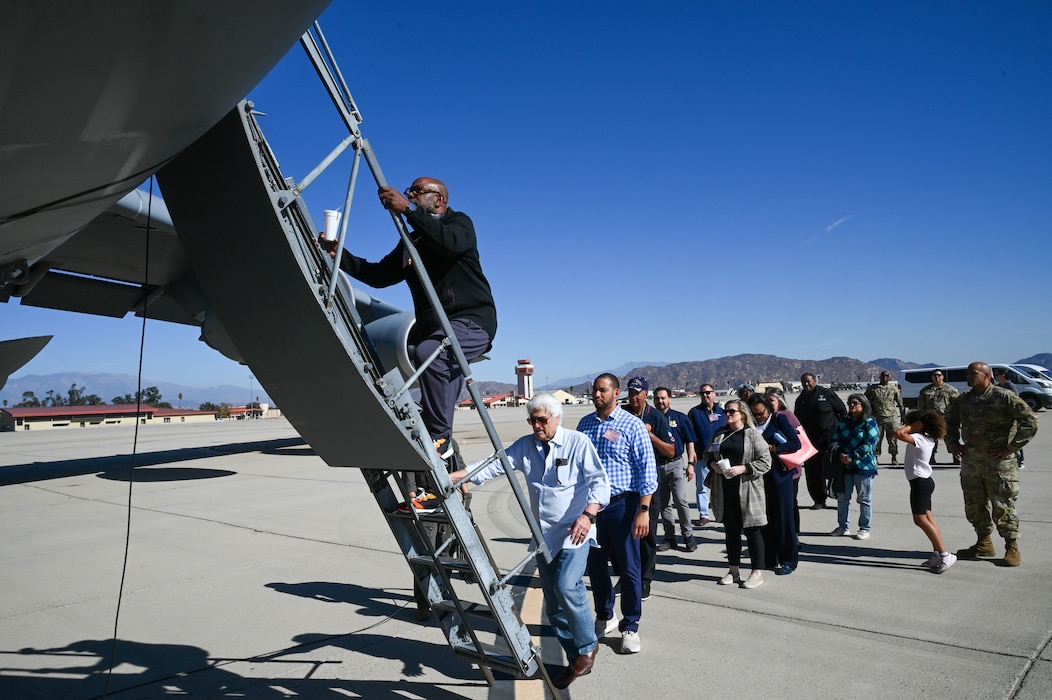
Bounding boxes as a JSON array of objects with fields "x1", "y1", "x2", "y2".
[{"x1": 899, "y1": 364, "x2": 1052, "y2": 412}]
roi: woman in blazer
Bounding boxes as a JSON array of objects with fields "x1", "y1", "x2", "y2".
[
  {"x1": 749, "y1": 394, "x2": 802, "y2": 575},
  {"x1": 706, "y1": 400, "x2": 772, "y2": 589}
]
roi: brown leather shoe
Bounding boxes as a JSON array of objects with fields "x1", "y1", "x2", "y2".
[{"x1": 552, "y1": 646, "x2": 598, "y2": 689}]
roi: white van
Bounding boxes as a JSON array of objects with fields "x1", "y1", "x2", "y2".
[
  {"x1": 899, "y1": 364, "x2": 1052, "y2": 412},
  {"x1": 1016, "y1": 363, "x2": 1052, "y2": 382}
]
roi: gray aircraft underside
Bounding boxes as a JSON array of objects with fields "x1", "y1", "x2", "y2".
[
  {"x1": 1, "y1": 7, "x2": 547, "y2": 684},
  {"x1": 0, "y1": 1, "x2": 417, "y2": 396}
]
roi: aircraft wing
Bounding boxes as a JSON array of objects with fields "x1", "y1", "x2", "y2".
[
  {"x1": 8, "y1": 191, "x2": 203, "y2": 325},
  {"x1": 0, "y1": 336, "x2": 52, "y2": 392}
]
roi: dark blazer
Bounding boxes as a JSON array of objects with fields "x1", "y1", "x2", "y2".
[{"x1": 760, "y1": 412, "x2": 802, "y2": 481}]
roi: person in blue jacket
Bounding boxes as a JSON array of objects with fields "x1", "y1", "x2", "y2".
[{"x1": 748, "y1": 394, "x2": 802, "y2": 574}]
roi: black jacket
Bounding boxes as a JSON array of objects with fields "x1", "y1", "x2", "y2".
[
  {"x1": 794, "y1": 387, "x2": 847, "y2": 447},
  {"x1": 340, "y1": 208, "x2": 497, "y2": 344}
]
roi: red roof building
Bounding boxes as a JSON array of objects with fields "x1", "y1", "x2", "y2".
[{"x1": 0, "y1": 404, "x2": 218, "y2": 431}]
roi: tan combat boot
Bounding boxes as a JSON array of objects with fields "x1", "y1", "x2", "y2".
[
  {"x1": 957, "y1": 535, "x2": 996, "y2": 559},
  {"x1": 1002, "y1": 539, "x2": 1021, "y2": 567}
]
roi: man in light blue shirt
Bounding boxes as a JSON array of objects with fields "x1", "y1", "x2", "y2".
[
  {"x1": 576, "y1": 373, "x2": 657, "y2": 655},
  {"x1": 451, "y1": 392, "x2": 609, "y2": 689}
]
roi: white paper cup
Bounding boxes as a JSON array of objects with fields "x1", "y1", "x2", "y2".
[{"x1": 322, "y1": 209, "x2": 342, "y2": 241}]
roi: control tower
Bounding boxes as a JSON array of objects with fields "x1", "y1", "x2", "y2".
[{"x1": 515, "y1": 358, "x2": 534, "y2": 399}]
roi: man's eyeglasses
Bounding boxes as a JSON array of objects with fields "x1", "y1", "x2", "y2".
[
  {"x1": 701, "y1": 390, "x2": 714, "y2": 395},
  {"x1": 405, "y1": 186, "x2": 441, "y2": 198},
  {"x1": 527, "y1": 416, "x2": 552, "y2": 426}
]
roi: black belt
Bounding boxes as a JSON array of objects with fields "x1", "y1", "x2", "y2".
[
  {"x1": 609, "y1": 491, "x2": 638, "y2": 502},
  {"x1": 658, "y1": 454, "x2": 683, "y2": 465}
]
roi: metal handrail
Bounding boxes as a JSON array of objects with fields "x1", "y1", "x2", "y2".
[{"x1": 295, "y1": 24, "x2": 551, "y2": 564}]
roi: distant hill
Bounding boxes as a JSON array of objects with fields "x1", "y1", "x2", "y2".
[
  {"x1": 10, "y1": 353, "x2": 1045, "y2": 409},
  {"x1": 0, "y1": 372, "x2": 269, "y2": 408},
  {"x1": 1017, "y1": 353, "x2": 1052, "y2": 369},
  {"x1": 546, "y1": 361, "x2": 670, "y2": 394},
  {"x1": 868, "y1": 358, "x2": 939, "y2": 371},
  {"x1": 469, "y1": 380, "x2": 517, "y2": 399},
  {"x1": 619, "y1": 355, "x2": 895, "y2": 392}
]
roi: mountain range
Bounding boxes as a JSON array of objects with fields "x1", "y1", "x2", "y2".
[
  {"x1": 0, "y1": 372, "x2": 269, "y2": 409},
  {"x1": 4, "y1": 354, "x2": 1048, "y2": 408}
]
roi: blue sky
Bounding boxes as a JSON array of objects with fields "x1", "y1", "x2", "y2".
[{"x1": 6, "y1": 1, "x2": 1052, "y2": 392}]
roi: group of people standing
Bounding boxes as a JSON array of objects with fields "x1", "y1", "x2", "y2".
[{"x1": 324, "y1": 180, "x2": 1038, "y2": 690}]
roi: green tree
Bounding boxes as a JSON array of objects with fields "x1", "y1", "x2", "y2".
[
  {"x1": 111, "y1": 386, "x2": 166, "y2": 407},
  {"x1": 67, "y1": 383, "x2": 103, "y2": 406},
  {"x1": 141, "y1": 386, "x2": 164, "y2": 405},
  {"x1": 198, "y1": 401, "x2": 220, "y2": 413},
  {"x1": 44, "y1": 389, "x2": 67, "y2": 407},
  {"x1": 16, "y1": 391, "x2": 40, "y2": 407}
]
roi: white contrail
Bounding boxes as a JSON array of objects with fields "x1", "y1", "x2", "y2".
[{"x1": 825, "y1": 215, "x2": 855, "y2": 233}]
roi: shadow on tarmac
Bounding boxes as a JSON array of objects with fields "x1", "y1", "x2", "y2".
[
  {"x1": 0, "y1": 634, "x2": 487, "y2": 699},
  {"x1": 0, "y1": 437, "x2": 305, "y2": 486}
]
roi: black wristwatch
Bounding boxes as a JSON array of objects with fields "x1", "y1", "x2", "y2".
[
  {"x1": 582, "y1": 511, "x2": 597, "y2": 524},
  {"x1": 639, "y1": 504, "x2": 650, "y2": 513}
]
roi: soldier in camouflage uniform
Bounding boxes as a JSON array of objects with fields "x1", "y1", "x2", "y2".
[
  {"x1": 945, "y1": 362, "x2": 1038, "y2": 567},
  {"x1": 918, "y1": 370, "x2": 960, "y2": 464},
  {"x1": 865, "y1": 372, "x2": 905, "y2": 465}
]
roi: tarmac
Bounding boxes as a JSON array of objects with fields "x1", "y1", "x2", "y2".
[{"x1": 0, "y1": 394, "x2": 1049, "y2": 699}]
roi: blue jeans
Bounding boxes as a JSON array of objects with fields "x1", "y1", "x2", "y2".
[
  {"x1": 695, "y1": 463, "x2": 711, "y2": 518},
  {"x1": 536, "y1": 543, "x2": 597, "y2": 659},
  {"x1": 838, "y1": 472, "x2": 874, "y2": 531}
]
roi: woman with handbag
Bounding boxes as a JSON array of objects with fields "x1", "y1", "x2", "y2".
[
  {"x1": 749, "y1": 394, "x2": 802, "y2": 575},
  {"x1": 831, "y1": 394, "x2": 880, "y2": 539},
  {"x1": 705, "y1": 400, "x2": 772, "y2": 589},
  {"x1": 765, "y1": 388, "x2": 813, "y2": 533}
]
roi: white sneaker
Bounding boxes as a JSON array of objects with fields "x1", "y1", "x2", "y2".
[
  {"x1": 830, "y1": 527, "x2": 851, "y2": 537},
  {"x1": 936, "y1": 552, "x2": 957, "y2": 573},
  {"x1": 595, "y1": 613, "x2": 619, "y2": 638},
  {"x1": 854, "y1": 530, "x2": 871, "y2": 540},
  {"x1": 718, "y1": 571, "x2": 741, "y2": 586},
  {"x1": 924, "y1": 553, "x2": 941, "y2": 568},
  {"x1": 621, "y1": 630, "x2": 641, "y2": 654}
]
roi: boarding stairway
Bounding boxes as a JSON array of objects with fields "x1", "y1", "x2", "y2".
[{"x1": 154, "y1": 23, "x2": 555, "y2": 692}]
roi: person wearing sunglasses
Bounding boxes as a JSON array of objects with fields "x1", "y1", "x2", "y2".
[
  {"x1": 830, "y1": 394, "x2": 879, "y2": 539},
  {"x1": 450, "y1": 393, "x2": 609, "y2": 689},
  {"x1": 687, "y1": 384, "x2": 726, "y2": 527},
  {"x1": 705, "y1": 400, "x2": 771, "y2": 589},
  {"x1": 323, "y1": 177, "x2": 497, "y2": 464}
]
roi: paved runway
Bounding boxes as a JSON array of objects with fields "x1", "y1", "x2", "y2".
[{"x1": 1, "y1": 396, "x2": 1049, "y2": 699}]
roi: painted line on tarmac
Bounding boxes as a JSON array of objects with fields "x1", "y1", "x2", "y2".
[{"x1": 513, "y1": 580, "x2": 545, "y2": 699}]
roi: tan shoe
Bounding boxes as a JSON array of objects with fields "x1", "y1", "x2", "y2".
[
  {"x1": 957, "y1": 535, "x2": 996, "y2": 559},
  {"x1": 1003, "y1": 539, "x2": 1021, "y2": 567}
]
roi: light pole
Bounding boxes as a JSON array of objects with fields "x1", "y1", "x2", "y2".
[{"x1": 249, "y1": 375, "x2": 254, "y2": 406}]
